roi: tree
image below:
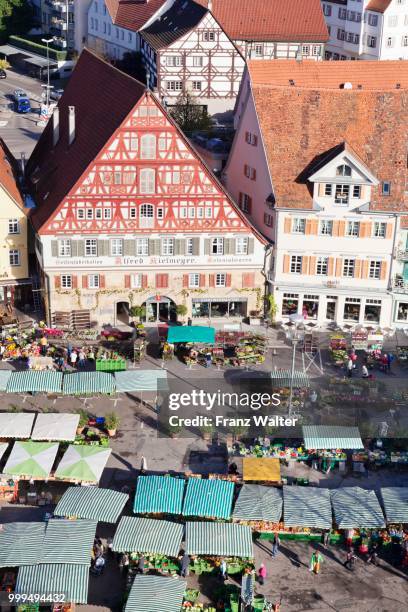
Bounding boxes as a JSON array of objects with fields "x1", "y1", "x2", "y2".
[
  {"x1": 169, "y1": 92, "x2": 213, "y2": 134},
  {"x1": 267, "y1": 294, "x2": 278, "y2": 322},
  {"x1": 0, "y1": 58, "x2": 9, "y2": 70},
  {"x1": 0, "y1": 0, "x2": 36, "y2": 44}
]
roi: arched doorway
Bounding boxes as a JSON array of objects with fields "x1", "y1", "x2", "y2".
[
  {"x1": 116, "y1": 301, "x2": 130, "y2": 325},
  {"x1": 143, "y1": 296, "x2": 177, "y2": 323}
]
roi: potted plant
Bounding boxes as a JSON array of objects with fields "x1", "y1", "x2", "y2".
[
  {"x1": 176, "y1": 304, "x2": 188, "y2": 323},
  {"x1": 76, "y1": 409, "x2": 89, "y2": 434},
  {"x1": 201, "y1": 424, "x2": 213, "y2": 441},
  {"x1": 130, "y1": 305, "x2": 146, "y2": 323},
  {"x1": 249, "y1": 309, "x2": 262, "y2": 326},
  {"x1": 105, "y1": 412, "x2": 120, "y2": 437},
  {"x1": 167, "y1": 423, "x2": 182, "y2": 438}
]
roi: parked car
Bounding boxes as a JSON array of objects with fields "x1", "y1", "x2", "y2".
[
  {"x1": 42, "y1": 88, "x2": 64, "y2": 102},
  {"x1": 0, "y1": 70, "x2": 6, "y2": 79},
  {"x1": 12, "y1": 92, "x2": 31, "y2": 114}
]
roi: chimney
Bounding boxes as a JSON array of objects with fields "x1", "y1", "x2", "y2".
[
  {"x1": 53, "y1": 107, "x2": 60, "y2": 147},
  {"x1": 208, "y1": 0, "x2": 213, "y2": 10},
  {"x1": 20, "y1": 152, "x2": 25, "y2": 174},
  {"x1": 68, "y1": 106, "x2": 75, "y2": 146}
]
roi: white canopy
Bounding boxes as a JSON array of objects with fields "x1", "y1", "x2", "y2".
[
  {"x1": 31, "y1": 413, "x2": 80, "y2": 442},
  {"x1": 0, "y1": 413, "x2": 35, "y2": 439}
]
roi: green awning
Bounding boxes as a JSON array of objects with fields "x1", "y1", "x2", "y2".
[
  {"x1": 55, "y1": 445, "x2": 111, "y2": 483},
  {"x1": 115, "y1": 369, "x2": 168, "y2": 392},
  {"x1": 16, "y1": 564, "x2": 89, "y2": 604},
  {"x1": 3, "y1": 440, "x2": 59, "y2": 479},
  {"x1": 183, "y1": 478, "x2": 234, "y2": 520},
  {"x1": 113, "y1": 517, "x2": 183, "y2": 557},
  {"x1": 134, "y1": 476, "x2": 185, "y2": 515},
  {"x1": 6, "y1": 370, "x2": 63, "y2": 393},
  {"x1": 0, "y1": 412, "x2": 35, "y2": 438},
  {"x1": 381, "y1": 487, "x2": 408, "y2": 523},
  {"x1": 331, "y1": 487, "x2": 385, "y2": 529},
  {"x1": 0, "y1": 522, "x2": 46, "y2": 567},
  {"x1": 0, "y1": 370, "x2": 11, "y2": 391},
  {"x1": 167, "y1": 326, "x2": 215, "y2": 344},
  {"x1": 302, "y1": 425, "x2": 364, "y2": 450},
  {"x1": 62, "y1": 372, "x2": 116, "y2": 395},
  {"x1": 270, "y1": 370, "x2": 310, "y2": 387},
  {"x1": 125, "y1": 575, "x2": 186, "y2": 612},
  {"x1": 186, "y1": 522, "x2": 253, "y2": 558},
  {"x1": 55, "y1": 486, "x2": 129, "y2": 523},
  {"x1": 233, "y1": 485, "x2": 283, "y2": 522},
  {"x1": 283, "y1": 486, "x2": 332, "y2": 529},
  {"x1": 40, "y1": 519, "x2": 97, "y2": 564}
]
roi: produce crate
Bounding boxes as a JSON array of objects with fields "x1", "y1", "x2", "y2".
[{"x1": 96, "y1": 358, "x2": 126, "y2": 372}]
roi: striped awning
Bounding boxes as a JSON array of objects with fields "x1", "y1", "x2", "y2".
[
  {"x1": 40, "y1": 519, "x2": 97, "y2": 564},
  {"x1": 6, "y1": 370, "x2": 63, "y2": 394},
  {"x1": 186, "y1": 522, "x2": 253, "y2": 558},
  {"x1": 233, "y1": 485, "x2": 283, "y2": 522},
  {"x1": 302, "y1": 425, "x2": 364, "y2": 450},
  {"x1": 134, "y1": 476, "x2": 185, "y2": 515},
  {"x1": 16, "y1": 564, "x2": 89, "y2": 604},
  {"x1": 115, "y1": 369, "x2": 168, "y2": 393},
  {"x1": 31, "y1": 413, "x2": 80, "y2": 441},
  {"x1": 270, "y1": 370, "x2": 310, "y2": 387},
  {"x1": 113, "y1": 517, "x2": 183, "y2": 557},
  {"x1": 3, "y1": 441, "x2": 59, "y2": 479},
  {"x1": 125, "y1": 575, "x2": 186, "y2": 612},
  {"x1": 331, "y1": 487, "x2": 385, "y2": 529},
  {"x1": 55, "y1": 486, "x2": 129, "y2": 523},
  {"x1": 0, "y1": 370, "x2": 11, "y2": 391},
  {"x1": 0, "y1": 522, "x2": 46, "y2": 567},
  {"x1": 381, "y1": 487, "x2": 408, "y2": 523},
  {"x1": 0, "y1": 412, "x2": 35, "y2": 438},
  {"x1": 283, "y1": 486, "x2": 332, "y2": 529},
  {"x1": 183, "y1": 478, "x2": 234, "y2": 520},
  {"x1": 62, "y1": 372, "x2": 116, "y2": 395}
]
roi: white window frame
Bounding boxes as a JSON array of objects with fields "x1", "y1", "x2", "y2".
[
  {"x1": 61, "y1": 274, "x2": 72, "y2": 289},
  {"x1": 9, "y1": 249, "x2": 20, "y2": 266},
  {"x1": 324, "y1": 184, "x2": 332, "y2": 196},
  {"x1": 319, "y1": 220, "x2": 333, "y2": 236},
  {"x1": 191, "y1": 81, "x2": 202, "y2": 91},
  {"x1": 8, "y1": 219, "x2": 19, "y2": 234},
  {"x1": 316, "y1": 256, "x2": 328, "y2": 276},
  {"x1": 292, "y1": 218, "x2": 306, "y2": 234},
  {"x1": 136, "y1": 237, "x2": 149, "y2": 256},
  {"x1": 343, "y1": 258, "x2": 355, "y2": 277},
  {"x1": 236, "y1": 237, "x2": 249, "y2": 255},
  {"x1": 104, "y1": 208, "x2": 112, "y2": 219},
  {"x1": 192, "y1": 55, "x2": 203, "y2": 66},
  {"x1": 88, "y1": 274, "x2": 100, "y2": 289},
  {"x1": 373, "y1": 222, "x2": 386, "y2": 238},
  {"x1": 290, "y1": 255, "x2": 302, "y2": 274},
  {"x1": 347, "y1": 221, "x2": 360, "y2": 237},
  {"x1": 77, "y1": 208, "x2": 85, "y2": 219},
  {"x1": 86, "y1": 208, "x2": 94, "y2": 219},
  {"x1": 211, "y1": 237, "x2": 224, "y2": 255},
  {"x1": 369, "y1": 260, "x2": 381, "y2": 279},
  {"x1": 215, "y1": 273, "x2": 226, "y2": 287},
  {"x1": 161, "y1": 237, "x2": 174, "y2": 256},
  {"x1": 131, "y1": 273, "x2": 142, "y2": 289},
  {"x1": 140, "y1": 134, "x2": 156, "y2": 160},
  {"x1": 140, "y1": 168, "x2": 155, "y2": 194},
  {"x1": 352, "y1": 185, "x2": 361, "y2": 198},
  {"x1": 189, "y1": 273, "x2": 200, "y2": 288},
  {"x1": 335, "y1": 184, "x2": 350, "y2": 204},
  {"x1": 58, "y1": 239, "x2": 71, "y2": 257},
  {"x1": 166, "y1": 81, "x2": 183, "y2": 91},
  {"x1": 111, "y1": 238, "x2": 123, "y2": 256},
  {"x1": 85, "y1": 239, "x2": 97, "y2": 256},
  {"x1": 166, "y1": 55, "x2": 182, "y2": 67}
]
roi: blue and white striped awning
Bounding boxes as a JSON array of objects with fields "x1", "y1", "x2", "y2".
[
  {"x1": 233, "y1": 485, "x2": 283, "y2": 522},
  {"x1": 0, "y1": 522, "x2": 46, "y2": 567},
  {"x1": 186, "y1": 522, "x2": 253, "y2": 558},
  {"x1": 16, "y1": 564, "x2": 89, "y2": 604},
  {"x1": 40, "y1": 519, "x2": 97, "y2": 564},
  {"x1": 113, "y1": 517, "x2": 183, "y2": 557},
  {"x1": 270, "y1": 370, "x2": 310, "y2": 388},
  {"x1": 0, "y1": 412, "x2": 35, "y2": 438},
  {"x1": 183, "y1": 478, "x2": 234, "y2": 520},
  {"x1": 302, "y1": 425, "x2": 364, "y2": 450},
  {"x1": 381, "y1": 487, "x2": 408, "y2": 523},
  {"x1": 283, "y1": 486, "x2": 332, "y2": 529},
  {"x1": 331, "y1": 487, "x2": 385, "y2": 529},
  {"x1": 55, "y1": 486, "x2": 129, "y2": 523},
  {"x1": 134, "y1": 476, "x2": 185, "y2": 515},
  {"x1": 125, "y1": 575, "x2": 186, "y2": 612},
  {"x1": 6, "y1": 370, "x2": 63, "y2": 394},
  {"x1": 115, "y1": 369, "x2": 168, "y2": 392},
  {"x1": 62, "y1": 372, "x2": 116, "y2": 395}
]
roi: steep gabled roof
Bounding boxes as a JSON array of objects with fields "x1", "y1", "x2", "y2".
[
  {"x1": 194, "y1": 0, "x2": 329, "y2": 42},
  {"x1": 26, "y1": 49, "x2": 146, "y2": 231},
  {"x1": 365, "y1": 0, "x2": 393, "y2": 13},
  {"x1": 141, "y1": 0, "x2": 208, "y2": 49},
  {"x1": 106, "y1": 0, "x2": 169, "y2": 32},
  {"x1": 0, "y1": 138, "x2": 25, "y2": 211}
]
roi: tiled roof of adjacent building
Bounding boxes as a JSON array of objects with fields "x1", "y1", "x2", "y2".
[
  {"x1": 105, "y1": 0, "x2": 168, "y2": 32},
  {"x1": 26, "y1": 49, "x2": 146, "y2": 231},
  {"x1": 248, "y1": 60, "x2": 408, "y2": 212},
  {"x1": 0, "y1": 138, "x2": 24, "y2": 210},
  {"x1": 365, "y1": 0, "x2": 393, "y2": 13},
  {"x1": 194, "y1": 0, "x2": 329, "y2": 42},
  {"x1": 141, "y1": 0, "x2": 208, "y2": 49}
]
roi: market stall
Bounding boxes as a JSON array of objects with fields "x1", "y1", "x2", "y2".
[
  {"x1": 3, "y1": 441, "x2": 59, "y2": 480},
  {"x1": 182, "y1": 478, "x2": 234, "y2": 520},
  {"x1": 330, "y1": 487, "x2": 385, "y2": 529},
  {"x1": 283, "y1": 486, "x2": 332, "y2": 538},
  {"x1": 242, "y1": 458, "x2": 281, "y2": 483},
  {"x1": 0, "y1": 370, "x2": 11, "y2": 391},
  {"x1": 31, "y1": 413, "x2": 80, "y2": 442},
  {"x1": 15, "y1": 563, "x2": 89, "y2": 605},
  {"x1": 133, "y1": 475, "x2": 185, "y2": 515},
  {"x1": 0, "y1": 522, "x2": 46, "y2": 567},
  {"x1": 230, "y1": 439, "x2": 308, "y2": 461},
  {"x1": 186, "y1": 521, "x2": 253, "y2": 559},
  {"x1": 54, "y1": 445, "x2": 112, "y2": 484},
  {"x1": 125, "y1": 575, "x2": 186, "y2": 612},
  {"x1": 302, "y1": 425, "x2": 363, "y2": 472},
  {"x1": 114, "y1": 370, "x2": 168, "y2": 393},
  {"x1": 380, "y1": 487, "x2": 408, "y2": 524},
  {"x1": 232, "y1": 484, "x2": 283, "y2": 530},
  {"x1": 270, "y1": 370, "x2": 310, "y2": 388},
  {"x1": 329, "y1": 334, "x2": 348, "y2": 366},
  {"x1": 40, "y1": 519, "x2": 97, "y2": 564},
  {"x1": 54, "y1": 486, "x2": 129, "y2": 523},
  {"x1": 6, "y1": 371, "x2": 63, "y2": 394},
  {"x1": 133, "y1": 338, "x2": 147, "y2": 364},
  {"x1": 62, "y1": 372, "x2": 116, "y2": 396},
  {"x1": 167, "y1": 326, "x2": 216, "y2": 345}
]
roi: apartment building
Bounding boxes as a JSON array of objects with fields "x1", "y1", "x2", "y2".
[{"x1": 40, "y1": 0, "x2": 92, "y2": 53}]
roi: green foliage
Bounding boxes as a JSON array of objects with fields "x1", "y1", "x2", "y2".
[
  {"x1": 105, "y1": 412, "x2": 120, "y2": 430},
  {"x1": 0, "y1": 58, "x2": 9, "y2": 70},
  {"x1": 169, "y1": 92, "x2": 213, "y2": 134},
  {"x1": 9, "y1": 404, "x2": 22, "y2": 413},
  {"x1": 175, "y1": 304, "x2": 188, "y2": 317},
  {"x1": 8, "y1": 35, "x2": 67, "y2": 61},
  {"x1": 77, "y1": 409, "x2": 89, "y2": 428},
  {"x1": 130, "y1": 305, "x2": 146, "y2": 319},
  {"x1": 0, "y1": 0, "x2": 36, "y2": 43},
  {"x1": 267, "y1": 294, "x2": 278, "y2": 321}
]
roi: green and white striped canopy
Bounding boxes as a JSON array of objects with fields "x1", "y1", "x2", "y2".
[
  {"x1": 270, "y1": 370, "x2": 310, "y2": 388},
  {"x1": 3, "y1": 440, "x2": 59, "y2": 479},
  {"x1": 16, "y1": 564, "x2": 89, "y2": 604},
  {"x1": 115, "y1": 369, "x2": 168, "y2": 393},
  {"x1": 40, "y1": 519, "x2": 97, "y2": 564},
  {"x1": 183, "y1": 478, "x2": 234, "y2": 520},
  {"x1": 134, "y1": 476, "x2": 185, "y2": 515},
  {"x1": 55, "y1": 445, "x2": 111, "y2": 483},
  {"x1": 0, "y1": 522, "x2": 46, "y2": 567},
  {"x1": 113, "y1": 517, "x2": 183, "y2": 557},
  {"x1": 302, "y1": 425, "x2": 364, "y2": 450},
  {"x1": 186, "y1": 522, "x2": 253, "y2": 558},
  {"x1": 331, "y1": 487, "x2": 385, "y2": 529},
  {"x1": 6, "y1": 370, "x2": 63, "y2": 394},
  {"x1": 381, "y1": 487, "x2": 408, "y2": 523},
  {"x1": 125, "y1": 575, "x2": 186, "y2": 612},
  {"x1": 0, "y1": 412, "x2": 35, "y2": 438},
  {"x1": 233, "y1": 485, "x2": 283, "y2": 522},
  {"x1": 62, "y1": 372, "x2": 116, "y2": 395},
  {"x1": 283, "y1": 486, "x2": 332, "y2": 529},
  {"x1": 55, "y1": 486, "x2": 129, "y2": 523}
]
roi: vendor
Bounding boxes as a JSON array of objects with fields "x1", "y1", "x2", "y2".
[{"x1": 39, "y1": 335, "x2": 48, "y2": 356}]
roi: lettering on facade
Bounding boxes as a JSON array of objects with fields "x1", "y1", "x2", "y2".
[{"x1": 209, "y1": 256, "x2": 252, "y2": 264}]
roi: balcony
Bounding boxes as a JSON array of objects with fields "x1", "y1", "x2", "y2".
[
  {"x1": 392, "y1": 277, "x2": 408, "y2": 293},
  {"x1": 52, "y1": 37, "x2": 68, "y2": 49},
  {"x1": 396, "y1": 249, "x2": 408, "y2": 261},
  {"x1": 47, "y1": 0, "x2": 74, "y2": 12},
  {"x1": 51, "y1": 18, "x2": 68, "y2": 31}
]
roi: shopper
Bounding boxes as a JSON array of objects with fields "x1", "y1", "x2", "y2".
[
  {"x1": 180, "y1": 552, "x2": 190, "y2": 577},
  {"x1": 347, "y1": 358, "x2": 353, "y2": 378},
  {"x1": 344, "y1": 548, "x2": 356, "y2": 571},
  {"x1": 272, "y1": 533, "x2": 280, "y2": 557},
  {"x1": 257, "y1": 563, "x2": 267, "y2": 585},
  {"x1": 137, "y1": 555, "x2": 145, "y2": 574},
  {"x1": 309, "y1": 551, "x2": 323, "y2": 574},
  {"x1": 220, "y1": 559, "x2": 228, "y2": 581}
]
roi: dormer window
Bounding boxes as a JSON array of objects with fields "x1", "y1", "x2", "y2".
[
  {"x1": 336, "y1": 164, "x2": 352, "y2": 177},
  {"x1": 335, "y1": 184, "x2": 350, "y2": 204}
]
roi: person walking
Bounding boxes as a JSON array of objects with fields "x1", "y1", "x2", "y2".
[
  {"x1": 322, "y1": 530, "x2": 330, "y2": 547},
  {"x1": 220, "y1": 559, "x2": 228, "y2": 581},
  {"x1": 78, "y1": 349, "x2": 86, "y2": 368},
  {"x1": 257, "y1": 563, "x2": 267, "y2": 585},
  {"x1": 309, "y1": 551, "x2": 323, "y2": 574},
  {"x1": 272, "y1": 533, "x2": 280, "y2": 557},
  {"x1": 347, "y1": 358, "x2": 353, "y2": 378},
  {"x1": 344, "y1": 548, "x2": 356, "y2": 571},
  {"x1": 366, "y1": 543, "x2": 379, "y2": 566},
  {"x1": 70, "y1": 349, "x2": 77, "y2": 368},
  {"x1": 119, "y1": 552, "x2": 129, "y2": 575},
  {"x1": 137, "y1": 554, "x2": 145, "y2": 574},
  {"x1": 387, "y1": 352, "x2": 393, "y2": 373},
  {"x1": 140, "y1": 456, "x2": 147, "y2": 473},
  {"x1": 180, "y1": 552, "x2": 190, "y2": 577}
]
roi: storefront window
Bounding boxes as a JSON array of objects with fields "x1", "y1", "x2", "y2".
[
  {"x1": 364, "y1": 299, "x2": 381, "y2": 323},
  {"x1": 210, "y1": 301, "x2": 229, "y2": 317},
  {"x1": 302, "y1": 295, "x2": 319, "y2": 319},
  {"x1": 397, "y1": 302, "x2": 408, "y2": 322},
  {"x1": 344, "y1": 297, "x2": 361, "y2": 322},
  {"x1": 326, "y1": 296, "x2": 337, "y2": 320},
  {"x1": 282, "y1": 293, "x2": 299, "y2": 316},
  {"x1": 192, "y1": 301, "x2": 209, "y2": 318},
  {"x1": 192, "y1": 300, "x2": 247, "y2": 318}
]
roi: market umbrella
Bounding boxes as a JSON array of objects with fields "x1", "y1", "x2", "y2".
[
  {"x1": 3, "y1": 441, "x2": 59, "y2": 479},
  {"x1": 55, "y1": 445, "x2": 111, "y2": 483}
]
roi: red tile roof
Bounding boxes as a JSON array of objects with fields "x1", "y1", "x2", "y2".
[
  {"x1": 26, "y1": 49, "x2": 146, "y2": 231},
  {"x1": 249, "y1": 61, "x2": 408, "y2": 212},
  {"x1": 105, "y1": 0, "x2": 168, "y2": 32},
  {"x1": 195, "y1": 0, "x2": 328, "y2": 42},
  {"x1": 0, "y1": 138, "x2": 24, "y2": 210},
  {"x1": 365, "y1": 0, "x2": 393, "y2": 13}
]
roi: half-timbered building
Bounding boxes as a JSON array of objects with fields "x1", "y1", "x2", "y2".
[
  {"x1": 27, "y1": 50, "x2": 267, "y2": 327},
  {"x1": 140, "y1": 0, "x2": 245, "y2": 115}
]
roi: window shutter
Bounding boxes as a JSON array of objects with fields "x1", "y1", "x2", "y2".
[
  {"x1": 311, "y1": 219, "x2": 319, "y2": 234},
  {"x1": 246, "y1": 197, "x2": 252, "y2": 214},
  {"x1": 242, "y1": 272, "x2": 255, "y2": 287},
  {"x1": 72, "y1": 275, "x2": 78, "y2": 289},
  {"x1": 209, "y1": 274, "x2": 215, "y2": 287},
  {"x1": 98, "y1": 240, "x2": 109, "y2": 256},
  {"x1": 253, "y1": 169, "x2": 257, "y2": 180},
  {"x1": 175, "y1": 239, "x2": 186, "y2": 255},
  {"x1": 51, "y1": 240, "x2": 58, "y2": 257},
  {"x1": 327, "y1": 257, "x2": 334, "y2": 276},
  {"x1": 54, "y1": 276, "x2": 61, "y2": 289},
  {"x1": 99, "y1": 275, "x2": 106, "y2": 288},
  {"x1": 71, "y1": 241, "x2": 78, "y2": 257},
  {"x1": 318, "y1": 183, "x2": 325, "y2": 197},
  {"x1": 156, "y1": 274, "x2": 168, "y2": 288},
  {"x1": 361, "y1": 260, "x2": 369, "y2": 278},
  {"x1": 82, "y1": 275, "x2": 88, "y2": 289},
  {"x1": 183, "y1": 274, "x2": 189, "y2": 287},
  {"x1": 309, "y1": 256, "x2": 317, "y2": 275},
  {"x1": 224, "y1": 238, "x2": 234, "y2": 255},
  {"x1": 124, "y1": 274, "x2": 131, "y2": 289},
  {"x1": 338, "y1": 220, "x2": 346, "y2": 236},
  {"x1": 225, "y1": 273, "x2": 232, "y2": 287},
  {"x1": 283, "y1": 254, "x2": 290, "y2": 273},
  {"x1": 335, "y1": 258, "x2": 342, "y2": 277},
  {"x1": 142, "y1": 275, "x2": 148, "y2": 288},
  {"x1": 305, "y1": 219, "x2": 312, "y2": 235},
  {"x1": 244, "y1": 164, "x2": 248, "y2": 176},
  {"x1": 204, "y1": 239, "x2": 211, "y2": 255},
  {"x1": 253, "y1": 135, "x2": 258, "y2": 146},
  {"x1": 380, "y1": 261, "x2": 387, "y2": 280},
  {"x1": 124, "y1": 240, "x2": 135, "y2": 256},
  {"x1": 199, "y1": 274, "x2": 206, "y2": 287},
  {"x1": 386, "y1": 223, "x2": 393, "y2": 239},
  {"x1": 77, "y1": 241, "x2": 85, "y2": 257},
  {"x1": 332, "y1": 221, "x2": 339, "y2": 237},
  {"x1": 354, "y1": 259, "x2": 362, "y2": 278},
  {"x1": 192, "y1": 237, "x2": 200, "y2": 255},
  {"x1": 149, "y1": 239, "x2": 161, "y2": 256},
  {"x1": 247, "y1": 238, "x2": 254, "y2": 254},
  {"x1": 301, "y1": 256, "x2": 309, "y2": 274},
  {"x1": 365, "y1": 221, "x2": 372, "y2": 237},
  {"x1": 284, "y1": 218, "x2": 292, "y2": 233},
  {"x1": 245, "y1": 131, "x2": 249, "y2": 142}
]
